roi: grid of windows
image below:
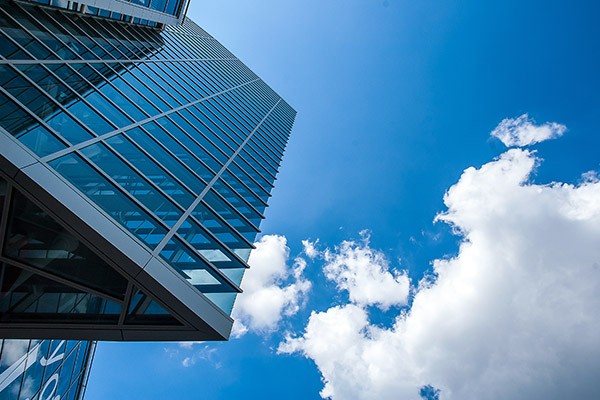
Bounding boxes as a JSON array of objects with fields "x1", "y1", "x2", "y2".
[
  {"x1": 21, "y1": 0, "x2": 187, "y2": 27},
  {"x1": 0, "y1": 339, "x2": 93, "y2": 400},
  {"x1": 0, "y1": 0, "x2": 296, "y2": 335}
]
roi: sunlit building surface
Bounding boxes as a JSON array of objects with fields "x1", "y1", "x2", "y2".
[{"x1": 0, "y1": 0, "x2": 296, "y2": 344}]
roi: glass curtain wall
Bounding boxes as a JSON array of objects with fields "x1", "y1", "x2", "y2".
[{"x1": 0, "y1": 0, "x2": 296, "y2": 318}]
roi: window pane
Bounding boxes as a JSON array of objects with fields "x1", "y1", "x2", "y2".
[{"x1": 49, "y1": 153, "x2": 167, "y2": 248}]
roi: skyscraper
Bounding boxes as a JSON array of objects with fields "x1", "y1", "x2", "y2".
[{"x1": 0, "y1": 0, "x2": 295, "y2": 397}]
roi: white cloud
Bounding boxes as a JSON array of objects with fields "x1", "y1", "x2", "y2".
[
  {"x1": 178, "y1": 341, "x2": 203, "y2": 349},
  {"x1": 323, "y1": 235, "x2": 410, "y2": 310},
  {"x1": 302, "y1": 239, "x2": 320, "y2": 259},
  {"x1": 232, "y1": 235, "x2": 311, "y2": 337},
  {"x1": 490, "y1": 114, "x2": 566, "y2": 147},
  {"x1": 165, "y1": 343, "x2": 221, "y2": 369},
  {"x1": 182, "y1": 346, "x2": 219, "y2": 368},
  {"x1": 280, "y1": 145, "x2": 600, "y2": 399},
  {"x1": 0, "y1": 340, "x2": 31, "y2": 367}
]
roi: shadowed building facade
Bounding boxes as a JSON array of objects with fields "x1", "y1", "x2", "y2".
[{"x1": 0, "y1": 0, "x2": 295, "y2": 397}]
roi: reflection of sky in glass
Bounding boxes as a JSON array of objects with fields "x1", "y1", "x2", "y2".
[{"x1": 0, "y1": 339, "x2": 90, "y2": 400}]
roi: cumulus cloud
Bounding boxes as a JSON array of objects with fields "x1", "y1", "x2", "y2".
[
  {"x1": 232, "y1": 235, "x2": 311, "y2": 337},
  {"x1": 302, "y1": 239, "x2": 320, "y2": 259},
  {"x1": 280, "y1": 143, "x2": 600, "y2": 399},
  {"x1": 490, "y1": 114, "x2": 566, "y2": 147},
  {"x1": 323, "y1": 234, "x2": 410, "y2": 310}
]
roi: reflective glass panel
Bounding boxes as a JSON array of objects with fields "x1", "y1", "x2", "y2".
[
  {"x1": 49, "y1": 153, "x2": 167, "y2": 248},
  {"x1": 3, "y1": 189, "x2": 128, "y2": 299}
]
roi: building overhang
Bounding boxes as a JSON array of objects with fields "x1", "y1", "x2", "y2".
[{"x1": 0, "y1": 131, "x2": 234, "y2": 341}]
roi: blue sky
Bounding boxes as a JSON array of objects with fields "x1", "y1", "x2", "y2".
[{"x1": 86, "y1": 1, "x2": 600, "y2": 399}]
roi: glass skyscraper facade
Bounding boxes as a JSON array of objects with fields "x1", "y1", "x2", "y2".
[
  {"x1": 0, "y1": 0, "x2": 296, "y2": 345},
  {"x1": 0, "y1": 339, "x2": 93, "y2": 400},
  {"x1": 23, "y1": 0, "x2": 190, "y2": 27},
  {"x1": 0, "y1": 0, "x2": 295, "y2": 396}
]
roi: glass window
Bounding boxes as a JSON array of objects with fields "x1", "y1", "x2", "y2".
[
  {"x1": 212, "y1": 178, "x2": 263, "y2": 224},
  {"x1": 125, "y1": 288, "x2": 181, "y2": 325},
  {"x1": 221, "y1": 169, "x2": 266, "y2": 209},
  {"x1": 143, "y1": 121, "x2": 214, "y2": 182},
  {"x1": 201, "y1": 190, "x2": 259, "y2": 234},
  {"x1": 81, "y1": 142, "x2": 183, "y2": 227},
  {"x1": 155, "y1": 116, "x2": 221, "y2": 173},
  {"x1": 3, "y1": 189, "x2": 129, "y2": 299},
  {"x1": 126, "y1": 127, "x2": 206, "y2": 195},
  {"x1": 105, "y1": 134, "x2": 195, "y2": 208},
  {"x1": 191, "y1": 201, "x2": 254, "y2": 250},
  {"x1": 179, "y1": 107, "x2": 235, "y2": 156},
  {"x1": 177, "y1": 217, "x2": 243, "y2": 267},
  {"x1": 228, "y1": 162, "x2": 271, "y2": 202},
  {"x1": 169, "y1": 112, "x2": 227, "y2": 167},
  {"x1": 1, "y1": 65, "x2": 95, "y2": 145},
  {"x1": 0, "y1": 15, "x2": 55, "y2": 60},
  {"x1": 0, "y1": 91, "x2": 66, "y2": 157},
  {"x1": 0, "y1": 31, "x2": 30, "y2": 59},
  {"x1": 0, "y1": 263, "x2": 121, "y2": 324},
  {"x1": 51, "y1": 63, "x2": 132, "y2": 129},
  {"x1": 49, "y1": 153, "x2": 167, "y2": 248},
  {"x1": 159, "y1": 237, "x2": 237, "y2": 294}
]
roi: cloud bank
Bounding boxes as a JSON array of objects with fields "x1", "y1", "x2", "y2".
[
  {"x1": 231, "y1": 235, "x2": 311, "y2": 337},
  {"x1": 490, "y1": 114, "x2": 566, "y2": 147},
  {"x1": 322, "y1": 234, "x2": 410, "y2": 310},
  {"x1": 280, "y1": 130, "x2": 600, "y2": 399}
]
